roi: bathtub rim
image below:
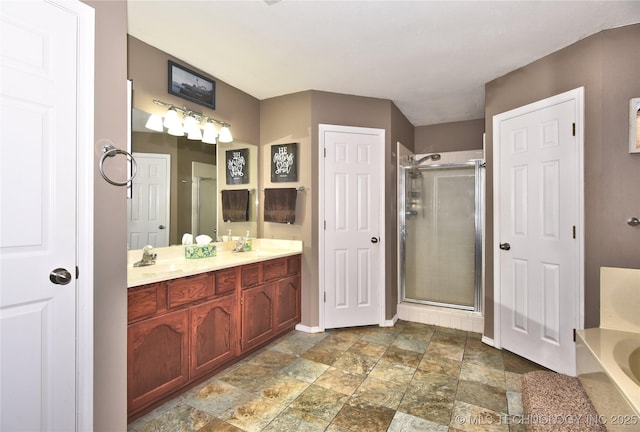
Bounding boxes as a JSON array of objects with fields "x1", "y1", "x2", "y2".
[{"x1": 576, "y1": 327, "x2": 640, "y2": 415}]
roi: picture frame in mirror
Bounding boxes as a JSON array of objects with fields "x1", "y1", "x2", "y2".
[{"x1": 630, "y1": 97, "x2": 640, "y2": 154}]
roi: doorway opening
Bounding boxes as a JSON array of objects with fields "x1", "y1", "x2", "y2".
[{"x1": 399, "y1": 152, "x2": 484, "y2": 312}]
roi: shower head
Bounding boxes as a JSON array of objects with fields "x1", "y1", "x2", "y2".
[{"x1": 414, "y1": 153, "x2": 441, "y2": 165}]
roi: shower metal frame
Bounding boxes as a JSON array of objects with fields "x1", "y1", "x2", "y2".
[{"x1": 399, "y1": 160, "x2": 484, "y2": 312}]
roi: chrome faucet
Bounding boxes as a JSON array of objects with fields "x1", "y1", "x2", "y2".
[
  {"x1": 233, "y1": 237, "x2": 248, "y2": 253},
  {"x1": 133, "y1": 245, "x2": 157, "y2": 267}
]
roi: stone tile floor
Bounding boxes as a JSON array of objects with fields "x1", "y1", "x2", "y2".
[{"x1": 128, "y1": 320, "x2": 545, "y2": 432}]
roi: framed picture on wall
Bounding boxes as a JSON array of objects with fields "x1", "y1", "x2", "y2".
[
  {"x1": 226, "y1": 148, "x2": 249, "y2": 184},
  {"x1": 271, "y1": 143, "x2": 298, "y2": 182},
  {"x1": 630, "y1": 98, "x2": 640, "y2": 154},
  {"x1": 168, "y1": 60, "x2": 216, "y2": 109}
]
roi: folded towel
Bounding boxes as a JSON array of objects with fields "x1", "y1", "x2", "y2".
[
  {"x1": 221, "y1": 189, "x2": 249, "y2": 222},
  {"x1": 264, "y1": 188, "x2": 297, "y2": 224},
  {"x1": 195, "y1": 234, "x2": 212, "y2": 245}
]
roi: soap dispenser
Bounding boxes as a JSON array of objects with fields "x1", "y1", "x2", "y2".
[{"x1": 244, "y1": 230, "x2": 252, "y2": 251}]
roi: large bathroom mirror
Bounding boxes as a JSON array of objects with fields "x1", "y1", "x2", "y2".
[{"x1": 128, "y1": 108, "x2": 258, "y2": 249}]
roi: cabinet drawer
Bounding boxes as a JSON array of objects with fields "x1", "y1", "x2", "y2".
[
  {"x1": 167, "y1": 273, "x2": 214, "y2": 309},
  {"x1": 263, "y1": 258, "x2": 286, "y2": 282},
  {"x1": 241, "y1": 264, "x2": 260, "y2": 288},
  {"x1": 215, "y1": 268, "x2": 238, "y2": 296},
  {"x1": 128, "y1": 284, "x2": 161, "y2": 323},
  {"x1": 287, "y1": 255, "x2": 301, "y2": 275}
]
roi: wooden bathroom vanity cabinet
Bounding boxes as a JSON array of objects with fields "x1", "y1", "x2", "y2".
[{"x1": 126, "y1": 254, "x2": 301, "y2": 420}]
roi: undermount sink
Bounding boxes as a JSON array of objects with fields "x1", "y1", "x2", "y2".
[{"x1": 139, "y1": 263, "x2": 184, "y2": 278}]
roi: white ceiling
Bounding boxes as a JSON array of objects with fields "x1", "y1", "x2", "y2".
[{"x1": 127, "y1": 1, "x2": 640, "y2": 127}]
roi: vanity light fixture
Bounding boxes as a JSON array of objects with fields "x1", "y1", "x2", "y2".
[{"x1": 148, "y1": 99, "x2": 233, "y2": 143}]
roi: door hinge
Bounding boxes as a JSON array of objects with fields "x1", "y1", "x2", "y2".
[
  {"x1": 572, "y1": 225, "x2": 576, "y2": 239},
  {"x1": 324, "y1": 220, "x2": 326, "y2": 230},
  {"x1": 324, "y1": 292, "x2": 326, "y2": 303},
  {"x1": 240, "y1": 338, "x2": 243, "y2": 347},
  {"x1": 76, "y1": 266, "x2": 79, "y2": 279},
  {"x1": 572, "y1": 123, "x2": 576, "y2": 136},
  {"x1": 240, "y1": 296, "x2": 244, "y2": 305},
  {"x1": 324, "y1": 148, "x2": 327, "y2": 157},
  {"x1": 573, "y1": 328, "x2": 576, "y2": 342}
]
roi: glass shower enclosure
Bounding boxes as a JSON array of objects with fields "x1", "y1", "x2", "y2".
[{"x1": 399, "y1": 158, "x2": 483, "y2": 311}]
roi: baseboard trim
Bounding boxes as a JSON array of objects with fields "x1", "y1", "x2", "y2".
[
  {"x1": 294, "y1": 323, "x2": 324, "y2": 334},
  {"x1": 382, "y1": 314, "x2": 398, "y2": 327},
  {"x1": 481, "y1": 335, "x2": 495, "y2": 347}
]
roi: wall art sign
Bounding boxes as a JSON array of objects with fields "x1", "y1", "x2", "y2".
[
  {"x1": 168, "y1": 60, "x2": 216, "y2": 109},
  {"x1": 271, "y1": 143, "x2": 298, "y2": 182},
  {"x1": 226, "y1": 148, "x2": 249, "y2": 184}
]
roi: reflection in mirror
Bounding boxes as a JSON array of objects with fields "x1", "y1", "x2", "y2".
[{"x1": 128, "y1": 108, "x2": 257, "y2": 249}]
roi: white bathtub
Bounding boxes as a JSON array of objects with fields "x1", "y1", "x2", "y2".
[{"x1": 576, "y1": 328, "x2": 640, "y2": 430}]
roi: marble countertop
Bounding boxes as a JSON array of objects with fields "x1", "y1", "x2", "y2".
[{"x1": 127, "y1": 239, "x2": 303, "y2": 288}]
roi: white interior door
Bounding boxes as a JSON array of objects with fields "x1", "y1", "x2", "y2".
[
  {"x1": 1, "y1": 1, "x2": 93, "y2": 430},
  {"x1": 127, "y1": 153, "x2": 170, "y2": 249},
  {"x1": 320, "y1": 125, "x2": 385, "y2": 329},
  {"x1": 493, "y1": 88, "x2": 584, "y2": 375}
]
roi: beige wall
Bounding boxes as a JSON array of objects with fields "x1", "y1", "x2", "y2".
[
  {"x1": 389, "y1": 104, "x2": 416, "y2": 317},
  {"x1": 484, "y1": 24, "x2": 640, "y2": 338},
  {"x1": 128, "y1": 36, "x2": 260, "y2": 145},
  {"x1": 415, "y1": 118, "x2": 485, "y2": 153},
  {"x1": 260, "y1": 91, "x2": 314, "y2": 323},
  {"x1": 259, "y1": 90, "x2": 413, "y2": 327},
  {"x1": 83, "y1": 1, "x2": 128, "y2": 431}
]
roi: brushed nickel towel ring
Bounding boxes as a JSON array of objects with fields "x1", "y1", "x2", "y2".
[{"x1": 99, "y1": 144, "x2": 137, "y2": 186}]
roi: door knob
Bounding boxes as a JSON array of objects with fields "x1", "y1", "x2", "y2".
[
  {"x1": 49, "y1": 268, "x2": 72, "y2": 285},
  {"x1": 159, "y1": 225, "x2": 166, "y2": 229},
  {"x1": 499, "y1": 242, "x2": 511, "y2": 251},
  {"x1": 371, "y1": 237, "x2": 380, "y2": 244}
]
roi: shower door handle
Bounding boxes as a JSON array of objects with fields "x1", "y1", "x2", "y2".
[
  {"x1": 371, "y1": 237, "x2": 379, "y2": 244},
  {"x1": 499, "y1": 242, "x2": 511, "y2": 251}
]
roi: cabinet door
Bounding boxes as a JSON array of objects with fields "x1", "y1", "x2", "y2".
[
  {"x1": 241, "y1": 283, "x2": 275, "y2": 352},
  {"x1": 128, "y1": 309, "x2": 189, "y2": 413},
  {"x1": 190, "y1": 295, "x2": 237, "y2": 378},
  {"x1": 275, "y1": 274, "x2": 301, "y2": 334}
]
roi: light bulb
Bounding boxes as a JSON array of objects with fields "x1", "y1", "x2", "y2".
[
  {"x1": 163, "y1": 108, "x2": 181, "y2": 129},
  {"x1": 167, "y1": 122, "x2": 184, "y2": 136},
  {"x1": 219, "y1": 125, "x2": 233, "y2": 143},
  {"x1": 183, "y1": 115, "x2": 198, "y2": 133},
  {"x1": 187, "y1": 126, "x2": 203, "y2": 140},
  {"x1": 202, "y1": 122, "x2": 218, "y2": 144},
  {"x1": 145, "y1": 114, "x2": 163, "y2": 132}
]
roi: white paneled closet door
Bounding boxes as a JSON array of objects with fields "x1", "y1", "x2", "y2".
[{"x1": 0, "y1": 1, "x2": 94, "y2": 430}]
